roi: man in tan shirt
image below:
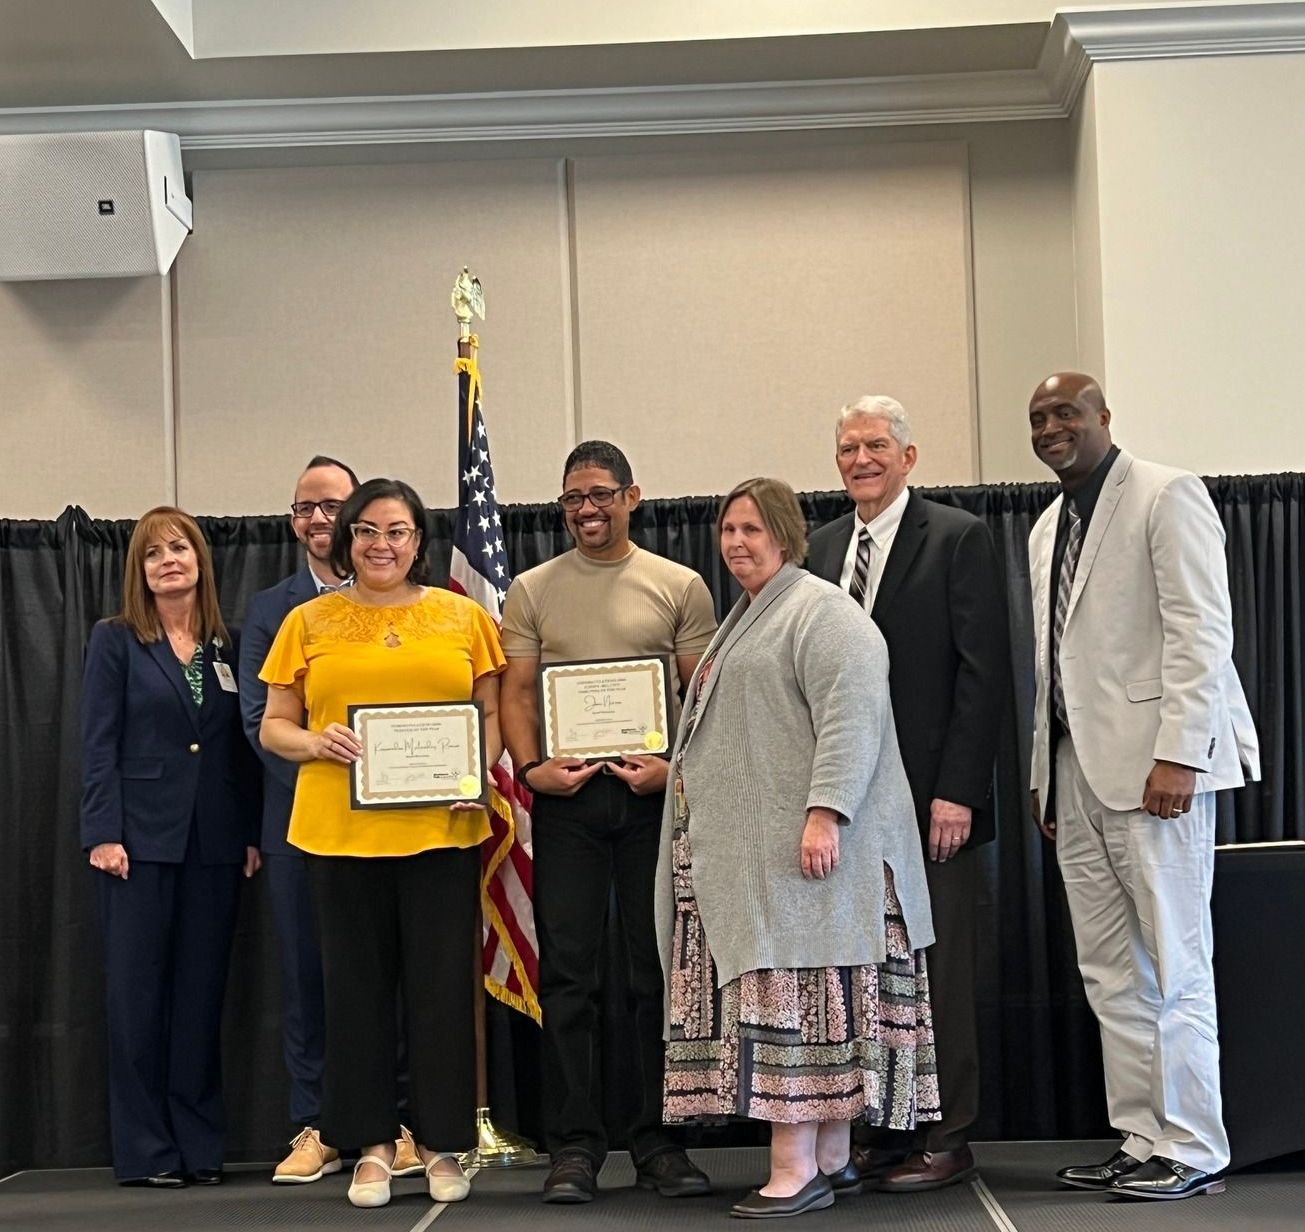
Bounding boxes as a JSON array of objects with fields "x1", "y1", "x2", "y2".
[{"x1": 501, "y1": 440, "x2": 716, "y2": 1204}]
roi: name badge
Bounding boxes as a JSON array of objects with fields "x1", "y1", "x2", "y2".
[{"x1": 213, "y1": 661, "x2": 238, "y2": 693}]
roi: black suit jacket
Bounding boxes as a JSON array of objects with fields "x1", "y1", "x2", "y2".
[
  {"x1": 80, "y1": 620, "x2": 260, "y2": 861},
  {"x1": 237, "y1": 566, "x2": 319, "y2": 855},
  {"x1": 807, "y1": 490, "x2": 1009, "y2": 848}
]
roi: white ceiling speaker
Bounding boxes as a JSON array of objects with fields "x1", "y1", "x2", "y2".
[{"x1": 0, "y1": 130, "x2": 192, "y2": 280}]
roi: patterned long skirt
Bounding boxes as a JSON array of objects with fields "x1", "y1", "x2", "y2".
[{"x1": 663, "y1": 814, "x2": 940, "y2": 1127}]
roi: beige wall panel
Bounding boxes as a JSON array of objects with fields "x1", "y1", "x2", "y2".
[
  {"x1": 969, "y1": 120, "x2": 1079, "y2": 483},
  {"x1": 175, "y1": 160, "x2": 570, "y2": 514},
  {"x1": 570, "y1": 142, "x2": 975, "y2": 497},
  {"x1": 0, "y1": 278, "x2": 171, "y2": 519},
  {"x1": 1090, "y1": 54, "x2": 1305, "y2": 476}
]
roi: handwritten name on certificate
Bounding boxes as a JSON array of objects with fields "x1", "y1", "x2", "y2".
[
  {"x1": 539, "y1": 657, "x2": 671, "y2": 761},
  {"x1": 348, "y1": 702, "x2": 487, "y2": 809}
]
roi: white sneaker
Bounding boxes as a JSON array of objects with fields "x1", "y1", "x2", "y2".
[{"x1": 347, "y1": 1154, "x2": 393, "y2": 1208}]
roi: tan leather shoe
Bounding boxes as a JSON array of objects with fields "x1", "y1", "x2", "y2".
[
  {"x1": 272, "y1": 1127, "x2": 342, "y2": 1184},
  {"x1": 392, "y1": 1125, "x2": 425, "y2": 1177}
]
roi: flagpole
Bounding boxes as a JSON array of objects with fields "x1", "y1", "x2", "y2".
[{"x1": 452, "y1": 268, "x2": 546, "y2": 1170}]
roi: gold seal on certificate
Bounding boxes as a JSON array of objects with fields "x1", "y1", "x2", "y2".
[
  {"x1": 539, "y1": 657, "x2": 673, "y2": 761},
  {"x1": 347, "y1": 702, "x2": 488, "y2": 809}
]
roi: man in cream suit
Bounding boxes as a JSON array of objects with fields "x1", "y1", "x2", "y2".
[{"x1": 1027, "y1": 372, "x2": 1259, "y2": 1200}]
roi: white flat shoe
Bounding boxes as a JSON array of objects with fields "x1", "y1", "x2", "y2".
[
  {"x1": 348, "y1": 1154, "x2": 393, "y2": 1208},
  {"x1": 424, "y1": 1152, "x2": 471, "y2": 1203}
]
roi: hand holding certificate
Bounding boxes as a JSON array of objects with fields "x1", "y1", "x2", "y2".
[
  {"x1": 539, "y1": 657, "x2": 673, "y2": 761},
  {"x1": 348, "y1": 702, "x2": 488, "y2": 809}
]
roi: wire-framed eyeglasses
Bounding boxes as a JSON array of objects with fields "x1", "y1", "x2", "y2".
[{"x1": 557, "y1": 485, "x2": 630, "y2": 512}]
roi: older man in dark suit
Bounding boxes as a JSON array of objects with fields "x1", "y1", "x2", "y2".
[{"x1": 807, "y1": 396, "x2": 1008, "y2": 1190}]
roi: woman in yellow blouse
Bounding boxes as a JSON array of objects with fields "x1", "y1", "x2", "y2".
[{"x1": 260, "y1": 477, "x2": 504, "y2": 1210}]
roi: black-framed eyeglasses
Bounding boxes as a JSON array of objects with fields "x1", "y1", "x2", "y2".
[
  {"x1": 557, "y1": 485, "x2": 629, "y2": 512},
  {"x1": 290, "y1": 499, "x2": 345, "y2": 519},
  {"x1": 350, "y1": 523, "x2": 417, "y2": 547}
]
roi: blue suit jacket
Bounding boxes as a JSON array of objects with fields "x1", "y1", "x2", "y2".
[
  {"x1": 237, "y1": 566, "x2": 319, "y2": 855},
  {"x1": 80, "y1": 620, "x2": 260, "y2": 863}
]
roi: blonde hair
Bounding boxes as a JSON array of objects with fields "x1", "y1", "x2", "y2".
[
  {"x1": 716, "y1": 477, "x2": 808, "y2": 566},
  {"x1": 116, "y1": 507, "x2": 229, "y2": 646}
]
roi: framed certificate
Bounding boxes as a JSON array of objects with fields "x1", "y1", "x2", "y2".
[
  {"x1": 347, "y1": 701, "x2": 488, "y2": 810},
  {"x1": 539, "y1": 657, "x2": 673, "y2": 761}
]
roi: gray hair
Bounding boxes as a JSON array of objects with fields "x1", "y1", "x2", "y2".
[{"x1": 834, "y1": 395, "x2": 914, "y2": 448}]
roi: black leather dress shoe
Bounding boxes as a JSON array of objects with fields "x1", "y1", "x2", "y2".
[
  {"x1": 1110, "y1": 1156, "x2": 1226, "y2": 1200},
  {"x1": 731, "y1": 1173, "x2": 834, "y2": 1219},
  {"x1": 822, "y1": 1161, "x2": 863, "y2": 1197},
  {"x1": 635, "y1": 1148, "x2": 712, "y2": 1197},
  {"x1": 1057, "y1": 1149, "x2": 1144, "y2": 1190},
  {"x1": 542, "y1": 1150, "x2": 598, "y2": 1203},
  {"x1": 119, "y1": 1171, "x2": 187, "y2": 1188},
  {"x1": 188, "y1": 1168, "x2": 223, "y2": 1185},
  {"x1": 850, "y1": 1144, "x2": 909, "y2": 1180}
]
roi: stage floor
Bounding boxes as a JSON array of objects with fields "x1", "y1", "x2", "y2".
[{"x1": 4, "y1": 1141, "x2": 1303, "y2": 1232}]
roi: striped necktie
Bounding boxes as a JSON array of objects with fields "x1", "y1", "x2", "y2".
[
  {"x1": 1051, "y1": 502, "x2": 1083, "y2": 729},
  {"x1": 848, "y1": 527, "x2": 873, "y2": 609}
]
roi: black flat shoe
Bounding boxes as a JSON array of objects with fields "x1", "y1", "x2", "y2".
[
  {"x1": 822, "y1": 1162, "x2": 863, "y2": 1197},
  {"x1": 1110, "y1": 1156, "x2": 1226, "y2": 1200},
  {"x1": 731, "y1": 1173, "x2": 834, "y2": 1219},
  {"x1": 120, "y1": 1171, "x2": 187, "y2": 1188},
  {"x1": 1057, "y1": 1149, "x2": 1144, "y2": 1190},
  {"x1": 188, "y1": 1168, "x2": 223, "y2": 1185}
]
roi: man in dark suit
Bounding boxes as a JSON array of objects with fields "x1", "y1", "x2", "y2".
[
  {"x1": 238, "y1": 455, "x2": 361, "y2": 1183},
  {"x1": 807, "y1": 396, "x2": 1008, "y2": 1190}
]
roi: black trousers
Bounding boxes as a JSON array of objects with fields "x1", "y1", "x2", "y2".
[
  {"x1": 533, "y1": 774, "x2": 671, "y2": 1165},
  {"x1": 262, "y1": 853, "x2": 326, "y2": 1129},
  {"x1": 308, "y1": 846, "x2": 478, "y2": 1152},
  {"x1": 96, "y1": 830, "x2": 241, "y2": 1179},
  {"x1": 857, "y1": 846, "x2": 979, "y2": 1152}
]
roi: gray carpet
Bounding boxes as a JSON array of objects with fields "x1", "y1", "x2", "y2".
[{"x1": 3, "y1": 1142, "x2": 1303, "y2": 1232}]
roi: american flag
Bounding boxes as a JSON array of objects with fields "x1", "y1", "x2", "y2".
[{"x1": 449, "y1": 349, "x2": 540, "y2": 1023}]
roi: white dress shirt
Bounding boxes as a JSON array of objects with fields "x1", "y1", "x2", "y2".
[{"x1": 836, "y1": 486, "x2": 910, "y2": 612}]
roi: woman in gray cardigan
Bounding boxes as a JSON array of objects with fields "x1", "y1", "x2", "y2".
[{"x1": 656, "y1": 477, "x2": 937, "y2": 1219}]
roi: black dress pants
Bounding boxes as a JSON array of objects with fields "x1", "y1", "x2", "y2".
[
  {"x1": 308, "y1": 846, "x2": 478, "y2": 1152},
  {"x1": 533, "y1": 774, "x2": 671, "y2": 1165},
  {"x1": 97, "y1": 830, "x2": 241, "y2": 1179},
  {"x1": 856, "y1": 845, "x2": 980, "y2": 1152}
]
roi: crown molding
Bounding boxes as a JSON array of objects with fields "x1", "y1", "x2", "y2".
[
  {"x1": 1050, "y1": 2, "x2": 1305, "y2": 109},
  {"x1": 0, "y1": 6, "x2": 1302, "y2": 150},
  {"x1": 0, "y1": 73, "x2": 1063, "y2": 150}
]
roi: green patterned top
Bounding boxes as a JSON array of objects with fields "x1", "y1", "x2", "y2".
[{"x1": 182, "y1": 642, "x2": 204, "y2": 706}]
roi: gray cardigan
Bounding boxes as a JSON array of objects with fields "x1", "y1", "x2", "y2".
[{"x1": 655, "y1": 563, "x2": 934, "y2": 994}]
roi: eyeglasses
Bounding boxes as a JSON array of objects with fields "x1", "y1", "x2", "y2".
[
  {"x1": 290, "y1": 499, "x2": 345, "y2": 519},
  {"x1": 557, "y1": 485, "x2": 629, "y2": 512},
  {"x1": 350, "y1": 524, "x2": 417, "y2": 547}
]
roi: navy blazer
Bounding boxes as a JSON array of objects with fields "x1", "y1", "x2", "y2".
[
  {"x1": 237, "y1": 566, "x2": 319, "y2": 855},
  {"x1": 80, "y1": 620, "x2": 260, "y2": 863}
]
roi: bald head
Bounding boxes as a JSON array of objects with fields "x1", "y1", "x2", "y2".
[{"x1": 1028, "y1": 371, "x2": 1113, "y2": 487}]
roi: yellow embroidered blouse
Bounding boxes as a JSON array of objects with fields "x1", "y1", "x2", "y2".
[{"x1": 260, "y1": 588, "x2": 505, "y2": 857}]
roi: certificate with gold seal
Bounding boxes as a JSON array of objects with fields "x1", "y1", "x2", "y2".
[
  {"x1": 348, "y1": 702, "x2": 488, "y2": 809},
  {"x1": 539, "y1": 657, "x2": 673, "y2": 761}
]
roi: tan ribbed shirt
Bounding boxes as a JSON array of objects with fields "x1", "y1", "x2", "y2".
[{"x1": 500, "y1": 545, "x2": 717, "y2": 668}]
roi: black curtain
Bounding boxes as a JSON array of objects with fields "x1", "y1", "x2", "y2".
[{"x1": 1, "y1": 475, "x2": 1300, "y2": 1174}]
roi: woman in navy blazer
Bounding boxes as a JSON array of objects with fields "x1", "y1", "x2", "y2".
[{"x1": 81, "y1": 507, "x2": 261, "y2": 1187}]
